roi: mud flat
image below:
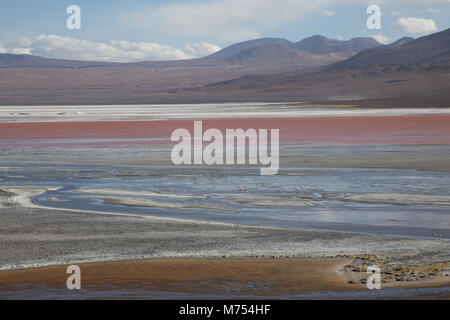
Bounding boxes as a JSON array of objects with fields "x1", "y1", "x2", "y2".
[
  {"x1": 78, "y1": 188, "x2": 206, "y2": 199},
  {"x1": 80, "y1": 195, "x2": 236, "y2": 214},
  {"x1": 0, "y1": 186, "x2": 449, "y2": 299},
  {"x1": 225, "y1": 195, "x2": 314, "y2": 207},
  {"x1": 1, "y1": 258, "x2": 449, "y2": 299}
]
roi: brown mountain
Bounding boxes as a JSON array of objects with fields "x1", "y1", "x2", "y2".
[
  {"x1": 218, "y1": 45, "x2": 348, "y2": 69},
  {"x1": 293, "y1": 35, "x2": 381, "y2": 55},
  {"x1": 0, "y1": 34, "x2": 380, "y2": 105},
  {"x1": 194, "y1": 29, "x2": 450, "y2": 106},
  {"x1": 203, "y1": 38, "x2": 294, "y2": 61},
  {"x1": 387, "y1": 37, "x2": 414, "y2": 47},
  {"x1": 330, "y1": 29, "x2": 449, "y2": 69},
  {"x1": 205, "y1": 35, "x2": 382, "y2": 65},
  {"x1": 0, "y1": 53, "x2": 116, "y2": 68},
  {"x1": 0, "y1": 31, "x2": 447, "y2": 106}
]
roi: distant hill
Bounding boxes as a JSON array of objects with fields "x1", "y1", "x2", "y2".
[
  {"x1": 195, "y1": 29, "x2": 450, "y2": 105},
  {"x1": 293, "y1": 35, "x2": 381, "y2": 55},
  {"x1": 0, "y1": 53, "x2": 115, "y2": 68},
  {"x1": 220, "y1": 44, "x2": 347, "y2": 69},
  {"x1": 204, "y1": 38, "x2": 293, "y2": 61},
  {"x1": 0, "y1": 34, "x2": 382, "y2": 70},
  {"x1": 387, "y1": 37, "x2": 414, "y2": 47},
  {"x1": 205, "y1": 35, "x2": 382, "y2": 65},
  {"x1": 330, "y1": 29, "x2": 450, "y2": 69}
]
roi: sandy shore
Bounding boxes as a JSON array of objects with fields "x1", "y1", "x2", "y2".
[{"x1": 0, "y1": 186, "x2": 449, "y2": 299}]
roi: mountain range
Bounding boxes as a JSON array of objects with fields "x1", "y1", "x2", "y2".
[
  {"x1": 0, "y1": 34, "x2": 383, "y2": 70},
  {"x1": 0, "y1": 29, "x2": 448, "y2": 106}
]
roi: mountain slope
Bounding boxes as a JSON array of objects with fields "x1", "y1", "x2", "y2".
[
  {"x1": 293, "y1": 35, "x2": 381, "y2": 55},
  {"x1": 221, "y1": 44, "x2": 348, "y2": 69},
  {"x1": 0, "y1": 34, "x2": 370, "y2": 105},
  {"x1": 195, "y1": 29, "x2": 450, "y2": 104},
  {"x1": 330, "y1": 28, "x2": 450, "y2": 69},
  {"x1": 0, "y1": 30, "x2": 447, "y2": 106},
  {"x1": 0, "y1": 53, "x2": 116, "y2": 68},
  {"x1": 203, "y1": 38, "x2": 293, "y2": 61},
  {"x1": 387, "y1": 37, "x2": 414, "y2": 47}
]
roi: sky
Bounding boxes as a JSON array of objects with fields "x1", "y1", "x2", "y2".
[{"x1": 0, "y1": 0, "x2": 448, "y2": 62}]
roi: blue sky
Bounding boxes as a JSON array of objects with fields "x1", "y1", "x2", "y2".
[{"x1": 0, "y1": 0, "x2": 448, "y2": 61}]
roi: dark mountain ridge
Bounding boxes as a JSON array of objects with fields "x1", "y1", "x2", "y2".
[
  {"x1": 204, "y1": 38, "x2": 294, "y2": 61},
  {"x1": 330, "y1": 28, "x2": 450, "y2": 69},
  {"x1": 293, "y1": 35, "x2": 381, "y2": 55},
  {"x1": 194, "y1": 28, "x2": 450, "y2": 105}
]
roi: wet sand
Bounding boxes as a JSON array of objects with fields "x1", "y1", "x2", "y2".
[
  {"x1": 1, "y1": 258, "x2": 449, "y2": 299},
  {"x1": 0, "y1": 258, "x2": 354, "y2": 297}
]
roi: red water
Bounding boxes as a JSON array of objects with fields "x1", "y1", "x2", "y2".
[{"x1": 1, "y1": 115, "x2": 449, "y2": 146}]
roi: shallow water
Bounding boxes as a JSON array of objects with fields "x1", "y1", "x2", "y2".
[
  {"x1": 1, "y1": 283, "x2": 449, "y2": 300},
  {"x1": 1, "y1": 160, "x2": 449, "y2": 239}
]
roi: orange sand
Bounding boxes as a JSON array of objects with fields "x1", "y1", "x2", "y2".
[{"x1": 0, "y1": 258, "x2": 354, "y2": 296}]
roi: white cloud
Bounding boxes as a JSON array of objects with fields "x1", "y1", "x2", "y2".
[
  {"x1": 119, "y1": 0, "x2": 450, "y2": 43},
  {"x1": 2, "y1": 35, "x2": 221, "y2": 62},
  {"x1": 2, "y1": 38, "x2": 32, "y2": 54},
  {"x1": 121, "y1": 0, "x2": 334, "y2": 42},
  {"x1": 9, "y1": 48, "x2": 32, "y2": 55},
  {"x1": 395, "y1": 17, "x2": 438, "y2": 34},
  {"x1": 322, "y1": 10, "x2": 335, "y2": 17},
  {"x1": 2, "y1": 1, "x2": 445, "y2": 61},
  {"x1": 371, "y1": 34, "x2": 390, "y2": 44},
  {"x1": 184, "y1": 42, "x2": 222, "y2": 58}
]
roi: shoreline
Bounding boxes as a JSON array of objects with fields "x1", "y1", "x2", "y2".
[
  {"x1": 1, "y1": 258, "x2": 449, "y2": 299},
  {"x1": 0, "y1": 258, "x2": 355, "y2": 295},
  {"x1": 0, "y1": 185, "x2": 449, "y2": 299},
  {"x1": 0, "y1": 185, "x2": 264, "y2": 232},
  {"x1": 3, "y1": 183, "x2": 449, "y2": 247},
  {"x1": 2, "y1": 104, "x2": 450, "y2": 123}
]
